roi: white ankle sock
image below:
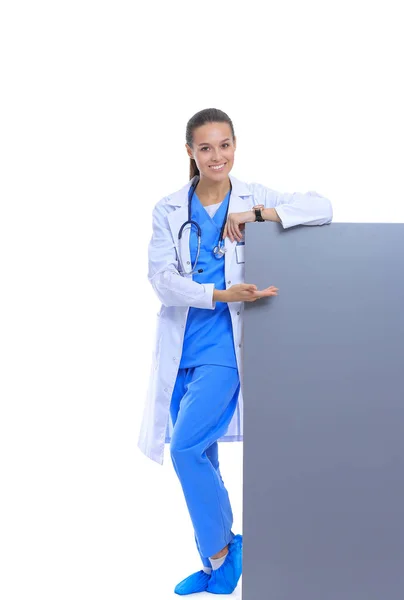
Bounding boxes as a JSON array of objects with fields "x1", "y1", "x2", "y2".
[
  {"x1": 202, "y1": 566, "x2": 212, "y2": 574},
  {"x1": 209, "y1": 550, "x2": 228, "y2": 570}
]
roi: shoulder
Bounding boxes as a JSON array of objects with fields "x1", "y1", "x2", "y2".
[
  {"x1": 230, "y1": 175, "x2": 279, "y2": 206},
  {"x1": 152, "y1": 179, "x2": 192, "y2": 214},
  {"x1": 245, "y1": 181, "x2": 279, "y2": 204}
]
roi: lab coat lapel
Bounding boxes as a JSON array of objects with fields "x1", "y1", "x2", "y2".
[
  {"x1": 167, "y1": 203, "x2": 192, "y2": 275},
  {"x1": 224, "y1": 191, "x2": 248, "y2": 278}
]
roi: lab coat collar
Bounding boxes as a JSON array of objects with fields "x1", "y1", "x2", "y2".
[{"x1": 165, "y1": 173, "x2": 253, "y2": 207}]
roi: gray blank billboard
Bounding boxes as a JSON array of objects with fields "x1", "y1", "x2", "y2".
[{"x1": 243, "y1": 222, "x2": 404, "y2": 600}]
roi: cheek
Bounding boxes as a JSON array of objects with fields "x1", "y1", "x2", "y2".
[
  {"x1": 200, "y1": 156, "x2": 213, "y2": 170},
  {"x1": 195, "y1": 152, "x2": 208, "y2": 165},
  {"x1": 225, "y1": 148, "x2": 235, "y2": 160}
]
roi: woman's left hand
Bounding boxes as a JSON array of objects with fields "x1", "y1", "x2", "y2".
[{"x1": 223, "y1": 210, "x2": 257, "y2": 243}]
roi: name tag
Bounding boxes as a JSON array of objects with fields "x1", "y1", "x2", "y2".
[{"x1": 235, "y1": 242, "x2": 245, "y2": 264}]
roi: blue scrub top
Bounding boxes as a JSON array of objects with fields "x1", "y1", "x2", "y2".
[{"x1": 179, "y1": 190, "x2": 238, "y2": 370}]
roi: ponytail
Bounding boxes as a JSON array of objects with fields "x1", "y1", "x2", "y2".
[{"x1": 189, "y1": 157, "x2": 199, "y2": 180}]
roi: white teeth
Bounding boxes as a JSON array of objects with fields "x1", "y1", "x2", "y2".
[{"x1": 210, "y1": 164, "x2": 225, "y2": 170}]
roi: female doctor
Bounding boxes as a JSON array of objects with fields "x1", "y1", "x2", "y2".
[{"x1": 137, "y1": 108, "x2": 333, "y2": 595}]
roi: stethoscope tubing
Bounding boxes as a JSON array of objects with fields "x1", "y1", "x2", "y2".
[{"x1": 178, "y1": 176, "x2": 231, "y2": 275}]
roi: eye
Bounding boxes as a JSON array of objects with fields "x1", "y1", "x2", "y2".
[{"x1": 200, "y1": 143, "x2": 230, "y2": 151}]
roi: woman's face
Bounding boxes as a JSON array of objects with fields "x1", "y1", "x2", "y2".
[{"x1": 186, "y1": 121, "x2": 236, "y2": 181}]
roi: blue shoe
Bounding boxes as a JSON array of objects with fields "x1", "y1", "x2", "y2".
[
  {"x1": 206, "y1": 534, "x2": 243, "y2": 594},
  {"x1": 174, "y1": 569, "x2": 211, "y2": 595}
]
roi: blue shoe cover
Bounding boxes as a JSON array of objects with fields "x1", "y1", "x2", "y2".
[
  {"x1": 174, "y1": 569, "x2": 211, "y2": 595},
  {"x1": 206, "y1": 534, "x2": 243, "y2": 595}
]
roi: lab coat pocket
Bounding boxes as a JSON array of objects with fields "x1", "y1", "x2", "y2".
[{"x1": 235, "y1": 242, "x2": 245, "y2": 264}]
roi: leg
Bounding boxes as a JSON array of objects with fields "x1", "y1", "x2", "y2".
[
  {"x1": 170, "y1": 370, "x2": 213, "y2": 568},
  {"x1": 170, "y1": 364, "x2": 240, "y2": 559},
  {"x1": 170, "y1": 371, "x2": 221, "y2": 471},
  {"x1": 194, "y1": 441, "x2": 234, "y2": 562},
  {"x1": 170, "y1": 370, "x2": 234, "y2": 565}
]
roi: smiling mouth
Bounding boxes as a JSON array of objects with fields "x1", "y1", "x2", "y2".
[{"x1": 209, "y1": 163, "x2": 226, "y2": 170}]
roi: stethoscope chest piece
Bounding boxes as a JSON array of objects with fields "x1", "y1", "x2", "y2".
[{"x1": 213, "y1": 244, "x2": 226, "y2": 258}]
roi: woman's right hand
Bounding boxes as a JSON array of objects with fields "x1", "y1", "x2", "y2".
[{"x1": 223, "y1": 283, "x2": 279, "y2": 303}]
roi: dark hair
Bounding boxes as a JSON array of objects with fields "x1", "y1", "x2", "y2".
[{"x1": 185, "y1": 108, "x2": 235, "y2": 180}]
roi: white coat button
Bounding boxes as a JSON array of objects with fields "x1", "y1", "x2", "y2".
[
  {"x1": 173, "y1": 357, "x2": 177, "y2": 362},
  {"x1": 187, "y1": 261, "x2": 190, "y2": 264},
  {"x1": 164, "y1": 388, "x2": 168, "y2": 392},
  {"x1": 239, "y1": 344, "x2": 242, "y2": 348},
  {"x1": 227, "y1": 280, "x2": 231, "y2": 285},
  {"x1": 237, "y1": 311, "x2": 240, "y2": 315}
]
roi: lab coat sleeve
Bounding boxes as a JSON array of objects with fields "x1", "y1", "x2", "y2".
[
  {"x1": 249, "y1": 182, "x2": 333, "y2": 229},
  {"x1": 147, "y1": 202, "x2": 217, "y2": 309}
]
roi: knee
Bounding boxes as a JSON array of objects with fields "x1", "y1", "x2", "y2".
[
  {"x1": 170, "y1": 434, "x2": 198, "y2": 463},
  {"x1": 170, "y1": 436, "x2": 187, "y2": 460}
]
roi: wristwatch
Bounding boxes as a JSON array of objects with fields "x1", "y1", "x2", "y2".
[{"x1": 253, "y1": 204, "x2": 265, "y2": 222}]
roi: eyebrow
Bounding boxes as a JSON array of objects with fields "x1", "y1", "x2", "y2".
[{"x1": 197, "y1": 138, "x2": 231, "y2": 147}]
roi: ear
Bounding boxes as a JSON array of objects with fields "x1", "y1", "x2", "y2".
[
  {"x1": 185, "y1": 143, "x2": 193, "y2": 159},
  {"x1": 233, "y1": 135, "x2": 237, "y2": 151}
]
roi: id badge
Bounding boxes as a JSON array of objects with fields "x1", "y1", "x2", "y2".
[{"x1": 235, "y1": 242, "x2": 245, "y2": 264}]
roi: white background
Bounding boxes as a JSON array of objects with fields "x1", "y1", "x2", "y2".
[{"x1": 1, "y1": 1, "x2": 403, "y2": 599}]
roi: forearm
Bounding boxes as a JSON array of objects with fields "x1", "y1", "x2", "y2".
[
  {"x1": 271, "y1": 192, "x2": 333, "y2": 228},
  {"x1": 248, "y1": 182, "x2": 333, "y2": 228},
  {"x1": 261, "y1": 207, "x2": 281, "y2": 223},
  {"x1": 150, "y1": 270, "x2": 216, "y2": 309},
  {"x1": 213, "y1": 288, "x2": 229, "y2": 303}
]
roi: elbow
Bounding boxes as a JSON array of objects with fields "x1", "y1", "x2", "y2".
[
  {"x1": 149, "y1": 272, "x2": 171, "y2": 306},
  {"x1": 149, "y1": 270, "x2": 186, "y2": 308},
  {"x1": 307, "y1": 191, "x2": 333, "y2": 224},
  {"x1": 324, "y1": 198, "x2": 333, "y2": 224},
  {"x1": 313, "y1": 195, "x2": 333, "y2": 225}
]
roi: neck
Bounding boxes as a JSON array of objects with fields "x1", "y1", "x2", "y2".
[{"x1": 196, "y1": 175, "x2": 230, "y2": 201}]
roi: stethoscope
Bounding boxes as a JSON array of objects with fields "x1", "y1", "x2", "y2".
[{"x1": 178, "y1": 175, "x2": 232, "y2": 275}]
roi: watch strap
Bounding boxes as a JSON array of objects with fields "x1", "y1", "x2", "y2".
[{"x1": 254, "y1": 207, "x2": 265, "y2": 222}]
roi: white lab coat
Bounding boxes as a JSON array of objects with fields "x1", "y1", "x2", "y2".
[{"x1": 137, "y1": 174, "x2": 333, "y2": 464}]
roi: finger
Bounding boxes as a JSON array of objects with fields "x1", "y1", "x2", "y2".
[
  {"x1": 254, "y1": 289, "x2": 278, "y2": 299},
  {"x1": 229, "y1": 222, "x2": 235, "y2": 243},
  {"x1": 232, "y1": 221, "x2": 239, "y2": 242},
  {"x1": 234, "y1": 223, "x2": 241, "y2": 240},
  {"x1": 244, "y1": 289, "x2": 256, "y2": 298}
]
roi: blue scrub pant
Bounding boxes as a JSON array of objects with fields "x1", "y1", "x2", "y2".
[{"x1": 169, "y1": 365, "x2": 240, "y2": 565}]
